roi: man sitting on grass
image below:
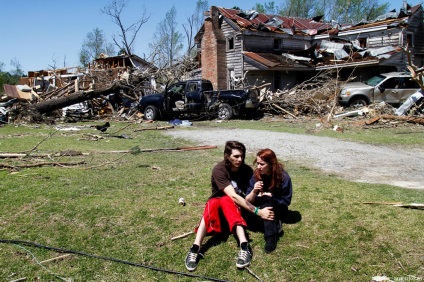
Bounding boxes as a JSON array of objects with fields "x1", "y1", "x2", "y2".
[{"x1": 185, "y1": 141, "x2": 274, "y2": 271}]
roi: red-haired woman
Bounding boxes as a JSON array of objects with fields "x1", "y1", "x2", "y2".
[{"x1": 245, "y1": 148, "x2": 293, "y2": 253}]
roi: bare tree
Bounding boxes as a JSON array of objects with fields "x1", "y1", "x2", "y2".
[
  {"x1": 101, "y1": 0, "x2": 150, "y2": 56},
  {"x1": 149, "y1": 6, "x2": 183, "y2": 68},
  {"x1": 183, "y1": 0, "x2": 208, "y2": 56},
  {"x1": 10, "y1": 58, "x2": 24, "y2": 77}
]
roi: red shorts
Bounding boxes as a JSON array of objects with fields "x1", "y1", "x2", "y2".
[{"x1": 196, "y1": 195, "x2": 247, "y2": 235}]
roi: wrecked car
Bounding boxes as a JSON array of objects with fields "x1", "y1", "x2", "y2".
[
  {"x1": 137, "y1": 79, "x2": 260, "y2": 120},
  {"x1": 339, "y1": 72, "x2": 421, "y2": 107}
]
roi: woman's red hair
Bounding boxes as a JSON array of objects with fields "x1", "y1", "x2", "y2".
[{"x1": 253, "y1": 148, "x2": 284, "y2": 192}]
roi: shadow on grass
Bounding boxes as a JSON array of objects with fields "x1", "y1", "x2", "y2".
[
  {"x1": 199, "y1": 232, "x2": 231, "y2": 256},
  {"x1": 198, "y1": 210, "x2": 302, "y2": 258},
  {"x1": 282, "y1": 210, "x2": 302, "y2": 224}
]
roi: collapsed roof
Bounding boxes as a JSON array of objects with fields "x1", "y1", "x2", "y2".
[{"x1": 214, "y1": 4, "x2": 421, "y2": 70}]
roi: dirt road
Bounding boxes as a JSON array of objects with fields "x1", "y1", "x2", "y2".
[{"x1": 165, "y1": 128, "x2": 424, "y2": 190}]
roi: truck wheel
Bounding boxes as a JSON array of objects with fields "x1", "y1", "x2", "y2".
[
  {"x1": 349, "y1": 98, "x2": 368, "y2": 108},
  {"x1": 217, "y1": 103, "x2": 233, "y2": 120},
  {"x1": 144, "y1": 105, "x2": 159, "y2": 120}
]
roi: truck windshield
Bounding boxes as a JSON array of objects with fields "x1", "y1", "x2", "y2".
[{"x1": 365, "y1": 75, "x2": 386, "y2": 86}]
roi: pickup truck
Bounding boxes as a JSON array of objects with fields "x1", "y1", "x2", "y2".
[
  {"x1": 137, "y1": 79, "x2": 260, "y2": 120},
  {"x1": 339, "y1": 72, "x2": 421, "y2": 107}
]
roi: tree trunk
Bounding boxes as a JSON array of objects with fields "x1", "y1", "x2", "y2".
[{"x1": 32, "y1": 84, "x2": 121, "y2": 114}]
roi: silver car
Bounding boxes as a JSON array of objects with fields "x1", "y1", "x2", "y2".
[{"x1": 339, "y1": 72, "x2": 420, "y2": 107}]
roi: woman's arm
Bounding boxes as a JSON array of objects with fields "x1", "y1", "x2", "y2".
[{"x1": 245, "y1": 181, "x2": 263, "y2": 203}]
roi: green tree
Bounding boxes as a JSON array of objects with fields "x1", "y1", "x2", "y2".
[
  {"x1": 329, "y1": 0, "x2": 389, "y2": 23},
  {"x1": 0, "y1": 61, "x2": 21, "y2": 92},
  {"x1": 101, "y1": 0, "x2": 150, "y2": 56},
  {"x1": 10, "y1": 58, "x2": 24, "y2": 77},
  {"x1": 79, "y1": 28, "x2": 115, "y2": 66},
  {"x1": 280, "y1": 0, "x2": 315, "y2": 18},
  {"x1": 253, "y1": 1, "x2": 283, "y2": 14},
  {"x1": 253, "y1": 0, "x2": 389, "y2": 22},
  {"x1": 149, "y1": 6, "x2": 183, "y2": 68}
]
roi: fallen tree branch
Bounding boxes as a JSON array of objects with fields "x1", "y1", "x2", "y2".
[
  {"x1": 0, "y1": 161, "x2": 86, "y2": 170},
  {"x1": 133, "y1": 125, "x2": 174, "y2": 132},
  {"x1": 23, "y1": 130, "x2": 59, "y2": 156},
  {"x1": 109, "y1": 123, "x2": 133, "y2": 135},
  {"x1": 0, "y1": 146, "x2": 217, "y2": 159},
  {"x1": 268, "y1": 103, "x2": 297, "y2": 118},
  {"x1": 363, "y1": 202, "x2": 424, "y2": 210}
]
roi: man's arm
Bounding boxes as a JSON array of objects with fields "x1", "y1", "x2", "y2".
[{"x1": 222, "y1": 184, "x2": 274, "y2": 220}]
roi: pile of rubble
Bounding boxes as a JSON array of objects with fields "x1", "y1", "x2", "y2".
[{"x1": 1, "y1": 55, "x2": 423, "y2": 127}]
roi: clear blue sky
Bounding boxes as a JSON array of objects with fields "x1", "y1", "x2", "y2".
[{"x1": 0, "y1": 0, "x2": 417, "y2": 73}]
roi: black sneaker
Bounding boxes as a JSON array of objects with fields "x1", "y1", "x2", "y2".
[
  {"x1": 185, "y1": 250, "x2": 198, "y2": 271},
  {"x1": 236, "y1": 247, "x2": 252, "y2": 268},
  {"x1": 265, "y1": 235, "x2": 277, "y2": 253}
]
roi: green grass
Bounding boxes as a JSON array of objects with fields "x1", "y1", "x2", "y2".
[{"x1": 0, "y1": 120, "x2": 423, "y2": 281}]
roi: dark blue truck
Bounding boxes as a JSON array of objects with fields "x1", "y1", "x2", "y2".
[{"x1": 138, "y1": 79, "x2": 260, "y2": 120}]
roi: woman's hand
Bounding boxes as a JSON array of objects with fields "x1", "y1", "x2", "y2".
[{"x1": 253, "y1": 181, "x2": 263, "y2": 196}]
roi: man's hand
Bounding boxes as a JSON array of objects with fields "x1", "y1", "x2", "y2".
[{"x1": 258, "y1": 207, "x2": 274, "y2": 221}]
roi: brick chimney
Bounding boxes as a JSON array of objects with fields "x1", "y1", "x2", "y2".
[{"x1": 201, "y1": 6, "x2": 227, "y2": 90}]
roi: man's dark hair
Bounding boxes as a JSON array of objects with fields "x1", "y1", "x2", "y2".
[{"x1": 224, "y1": 141, "x2": 246, "y2": 169}]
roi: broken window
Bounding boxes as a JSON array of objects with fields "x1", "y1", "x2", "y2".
[
  {"x1": 358, "y1": 37, "x2": 367, "y2": 48},
  {"x1": 227, "y1": 37, "x2": 234, "y2": 51},
  {"x1": 274, "y1": 72, "x2": 281, "y2": 90},
  {"x1": 274, "y1": 38, "x2": 281, "y2": 50},
  {"x1": 406, "y1": 32, "x2": 414, "y2": 47},
  {"x1": 381, "y1": 77, "x2": 399, "y2": 89}
]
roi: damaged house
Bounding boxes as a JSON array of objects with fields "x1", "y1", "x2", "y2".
[{"x1": 194, "y1": 3, "x2": 424, "y2": 91}]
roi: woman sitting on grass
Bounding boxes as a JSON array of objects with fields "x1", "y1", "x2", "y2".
[{"x1": 245, "y1": 148, "x2": 293, "y2": 253}]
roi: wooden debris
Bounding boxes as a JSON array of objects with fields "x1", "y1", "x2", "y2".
[
  {"x1": 171, "y1": 231, "x2": 194, "y2": 241},
  {"x1": 0, "y1": 161, "x2": 86, "y2": 170},
  {"x1": 133, "y1": 125, "x2": 174, "y2": 132},
  {"x1": 380, "y1": 114, "x2": 424, "y2": 126},
  {"x1": 365, "y1": 116, "x2": 381, "y2": 125},
  {"x1": 9, "y1": 278, "x2": 27, "y2": 282},
  {"x1": 40, "y1": 254, "x2": 71, "y2": 264},
  {"x1": 245, "y1": 267, "x2": 263, "y2": 282},
  {"x1": 363, "y1": 202, "x2": 424, "y2": 210}
]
